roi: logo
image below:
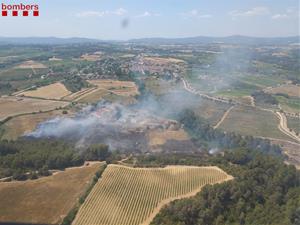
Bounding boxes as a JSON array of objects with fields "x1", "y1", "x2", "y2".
[{"x1": 1, "y1": 3, "x2": 39, "y2": 16}]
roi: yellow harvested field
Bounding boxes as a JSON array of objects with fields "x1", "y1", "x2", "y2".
[
  {"x1": 62, "y1": 87, "x2": 96, "y2": 101},
  {"x1": 62, "y1": 80, "x2": 138, "y2": 104},
  {"x1": 17, "y1": 82, "x2": 71, "y2": 100},
  {"x1": 0, "y1": 162, "x2": 105, "y2": 225},
  {"x1": 2, "y1": 110, "x2": 65, "y2": 140},
  {"x1": 88, "y1": 79, "x2": 139, "y2": 96},
  {"x1": 76, "y1": 88, "x2": 109, "y2": 103},
  {"x1": 16, "y1": 60, "x2": 47, "y2": 69},
  {"x1": 148, "y1": 129, "x2": 189, "y2": 146},
  {"x1": 49, "y1": 56, "x2": 63, "y2": 61},
  {"x1": 89, "y1": 79, "x2": 136, "y2": 89},
  {"x1": 73, "y1": 164, "x2": 232, "y2": 225},
  {"x1": 81, "y1": 53, "x2": 102, "y2": 61},
  {"x1": 0, "y1": 96, "x2": 69, "y2": 121},
  {"x1": 144, "y1": 57, "x2": 185, "y2": 64},
  {"x1": 266, "y1": 84, "x2": 300, "y2": 98}
]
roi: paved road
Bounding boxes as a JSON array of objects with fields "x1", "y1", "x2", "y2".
[
  {"x1": 181, "y1": 78, "x2": 234, "y2": 105},
  {"x1": 276, "y1": 112, "x2": 300, "y2": 143},
  {"x1": 181, "y1": 77, "x2": 300, "y2": 143}
]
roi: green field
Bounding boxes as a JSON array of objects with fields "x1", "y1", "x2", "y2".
[
  {"x1": 276, "y1": 96, "x2": 300, "y2": 113},
  {"x1": 287, "y1": 116, "x2": 300, "y2": 134},
  {"x1": 219, "y1": 106, "x2": 294, "y2": 141}
]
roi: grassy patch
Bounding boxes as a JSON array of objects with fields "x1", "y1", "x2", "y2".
[
  {"x1": 287, "y1": 116, "x2": 300, "y2": 134},
  {"x1": 219, "y1": 106, "x2": 294, "y2": 141}
]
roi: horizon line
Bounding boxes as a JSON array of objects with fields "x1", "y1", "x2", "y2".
[{"x1": 0, "y1": 34, "x2": 299, "y2": 42}]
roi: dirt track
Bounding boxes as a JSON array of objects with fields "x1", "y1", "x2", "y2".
[
  {"x1": 182, "y1": 77, "x2": 300, "y2": 143},
  {"x1": 213, "y1": 106, "x2": 234, "y2": 129},
  {"x1": 276, "y1": 112, "x2": 300, "y2": 143},
  {"x1": 181, "y1": 78, "x2": 232, "y2": 104}
]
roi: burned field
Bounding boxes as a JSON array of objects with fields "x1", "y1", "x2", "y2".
[{"x1": 27, "y1": 101, "x2": 198, "y2": 154}]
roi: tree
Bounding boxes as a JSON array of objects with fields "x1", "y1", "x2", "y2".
[{"x1": 85, "y1": 144, "x2": 111, "y2": 161}]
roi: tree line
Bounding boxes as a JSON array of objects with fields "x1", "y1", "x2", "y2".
[
  {"x1": 0, "y1": 139, "x2": 112, "y2": 181},
  {"x1": 179, "y1": 109, "x2": 283, "y2": 157},
  {"x1": 151, "y1": 149, "x2": 300, "y2": 225}
]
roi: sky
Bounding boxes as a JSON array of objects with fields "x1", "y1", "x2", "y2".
[{"x1": 0, "y1": 0, "x2": 299, "y2": 40}]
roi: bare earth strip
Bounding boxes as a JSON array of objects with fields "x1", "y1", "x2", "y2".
[
  {"x1": 88, "y1": 79, "x2": 139, "y2": 96},
  {"x1": 213, "y1": 106, "x2": 235, "y2": 129},
  {"x1": 0, "y1": 162, "x2": 104, "y2": 225},
  {"x1": 73, "y1": 164, "x2": 232, "y2": 225}
]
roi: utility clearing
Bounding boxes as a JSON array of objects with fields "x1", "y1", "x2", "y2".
[{"x1": 73, "y1": 164, "x2": 232, "y2": 225}]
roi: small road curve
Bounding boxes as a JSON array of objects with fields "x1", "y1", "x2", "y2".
[
  {"x1": 181, "y1": 78, "x2": 235, "y2": 105},
  {"x1": 213, "y1": 106, "x2": 235, "y2": 129},
  {"x1": 249, "y1": 96, "x2": 255, "y2": 107},
  {"x1": 275, "y1": 112, "x2": 300, "y2": 143},
  {"x1": 181, "y1": 77, "x2": 300, "y2": 143}
]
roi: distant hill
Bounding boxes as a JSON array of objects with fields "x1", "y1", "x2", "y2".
[
  {"x1": 0, "y1": 37, "x2": 101, "y2": 45},
  {"x1": 129, "y1": 35, "x2": 300, "y2": 45},
  {"x1": 0, "y1": 35, "x2": 298, "y2": 45}
]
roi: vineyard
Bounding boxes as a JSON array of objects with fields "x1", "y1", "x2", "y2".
[{"x1": 73, "y1": 164, "x2": 232, "y2": 225}]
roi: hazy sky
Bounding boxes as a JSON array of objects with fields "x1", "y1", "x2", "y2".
[{"x1": 0, "y1": 0, "x2": 299, "y2": 39}]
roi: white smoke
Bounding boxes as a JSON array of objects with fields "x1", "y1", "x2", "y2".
[
  {"x1": 209, "y1": 147, "x2": 220, "y2": 154},
  {"x1": 26, "y1": 100, "x2": 182, "y2": 150}
]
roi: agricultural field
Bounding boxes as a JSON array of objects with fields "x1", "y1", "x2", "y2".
[
  {"x1": 144, "y1": 77, "x2": 181, "y2": 96},
  {"x1": 102, "y1": 92, "x2": 137, "y2": 105},
  {"x1": 63, "y1": 79, "x2": 139, "y2": 104},
  {"x1": 287, "y1": 116, "x2": 300, "y2": 134},
  {"x1": 0, "y1": 162, "x2": 105, "y2": 225},
  {"x1": 219, "y1": 106, "x2": 294, "y2": 141},
  {"x1": 74, "y1": 88, "x2": 109, "y2": 103},
  {"x1": 80, "y1": 53, "x2": 102, "y2": 61},
  {"x1": 193, "y1": 99, "x2": 231, "y2": 125},
  {"x1": 88, "y1": 79, "x2": 139, "y2": 97},
  {"x1": 147, "y1": 129, "x2": 189, "y2": 146},
  {"x1": 1, "y1": 110, "x2": 66, "y2": 140},
  {"x1": 240, "y1": 74, "x2": 286, "y2": 89},
  {"x1": 62, "y1": 79, "x2": 139, "y2": 104},
  {"x1": 17, "y1": 82, "x2": 71, "y2": 100},
  {"x1": 73, "y1": 164, "x2": 232, "y2": 225},
  {"x1": 0, "y1": 68, "x2": 36, "y2": 80},
  {"x1": 16, "y1": 60, "x2": 47, "y2": 69},
  {"x1": 276, "y1": 95, "x2": 300, "y2": 114},
  {"x1": 0, "y1": 96, "x2": 69, "y2": 121},
  {"x1": 62, "y1": 87, "x2": 97, "y2": 101},
  {"x1": 144, "y1": 57, "x2": 185, "y2": 64},
  {"x1": 266, "y1": 84, "x2": 300, "y2": 98}
]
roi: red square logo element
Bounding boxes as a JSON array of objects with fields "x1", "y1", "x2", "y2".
[
  {"x1": 33, "y1": 11, "x2": 39, "y2": 16},
  {"x1": 23, "y1": 11, "x2": 29, "y2": 16},
  {"x1": 1, "y1": 11, "x2": 7, "y2": 16},
  {"x1": 12, "y1": 11, "x2": 18, "y2": 16}
]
